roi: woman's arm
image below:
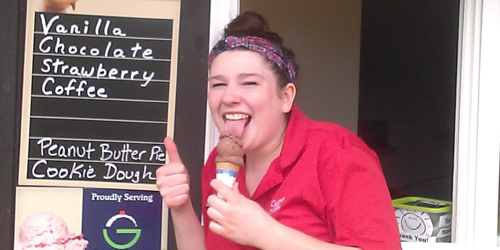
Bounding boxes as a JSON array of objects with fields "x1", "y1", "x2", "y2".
[
  {"x1": 156, "y1": 137, "x2": 206, "y2": 250},
  {"x1": 255, "y1": 219, "x2": 359, "y2": 250},
  {"x1": 207, "y1": 180, "x2": 360, "y2": 250},
  {"x1": 169, "y1": 202, "x2": 206, "y2": 250}
]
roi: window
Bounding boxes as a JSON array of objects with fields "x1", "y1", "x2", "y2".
[{"x1": 209, "y1": 0, "x2": 500, "y2": 249}]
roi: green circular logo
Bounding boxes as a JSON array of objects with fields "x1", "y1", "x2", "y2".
[{"x1": 102, "y1": 210, "x2": 142, "y2": 249}]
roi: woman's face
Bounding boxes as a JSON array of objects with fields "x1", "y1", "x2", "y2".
[{"x1": 208, "y1": 50, "x2": 295, "y2": 154}]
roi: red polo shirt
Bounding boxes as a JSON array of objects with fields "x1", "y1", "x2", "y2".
[{"x1": 201, "y1": 106, "x2": 402, "y2": 250}]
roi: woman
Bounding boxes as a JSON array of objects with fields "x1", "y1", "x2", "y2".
[{"x1": 156, "y1": 11, "x2": 402, "y2": 250}]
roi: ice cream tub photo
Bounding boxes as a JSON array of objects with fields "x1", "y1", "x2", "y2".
[
  {"x1": 15, "y1": 212, "x2": 89, "y2": 250},
  {"x1": 393, "y1": 196, "x2": 452, "y2": 243}
]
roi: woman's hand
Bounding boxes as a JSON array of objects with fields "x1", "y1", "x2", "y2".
[
  {"x1": 156, "y1": 137, "x2": 191, "y2": 210},
  {"x1": 206, "y1": 179, "x2": 277, "y2": 247}
]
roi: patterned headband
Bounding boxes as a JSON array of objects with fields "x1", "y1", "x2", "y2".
[{"x1": 208, "y1": 36, "x2": 296, "y2": 82}]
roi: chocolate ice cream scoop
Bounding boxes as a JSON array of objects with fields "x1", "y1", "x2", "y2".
[{"x1": 215, "y1": 132, "x2": 244, "y2": 166}]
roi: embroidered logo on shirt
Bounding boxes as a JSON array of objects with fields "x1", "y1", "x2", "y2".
[{"x1": 269, "y1": 197, "x2": 285, "y2": 216}]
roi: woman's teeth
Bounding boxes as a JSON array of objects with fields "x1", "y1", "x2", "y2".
[{"x1": 225, "y1": 114, "x2": 249, "y2": 120}]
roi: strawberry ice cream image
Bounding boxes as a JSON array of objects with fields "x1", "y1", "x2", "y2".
[{"x1": 15, "y1": 212, "x2": 88, "y2": 250}]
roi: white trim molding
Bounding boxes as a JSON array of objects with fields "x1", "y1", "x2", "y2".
[
  {"x1": 453, "y1": 0, "x2": 500, "y2": 246},
  {"x1": 205, "y1": 0, "x2": 240, "y2": 161}
]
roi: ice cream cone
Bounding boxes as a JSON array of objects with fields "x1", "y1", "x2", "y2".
[
  {"x1": 214, "y1": 132, "x2": 243, "y2": 189},
  {"x1": 216, "y1": 162, "x2": 240, "y2": 172},
  {"x1": 216, "y1": 162, "x2": 239, "y2": 188}
]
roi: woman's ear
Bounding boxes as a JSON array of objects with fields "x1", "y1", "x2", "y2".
[{"x1": 281, "y1": 83, "x2": 296, "y2": 113}]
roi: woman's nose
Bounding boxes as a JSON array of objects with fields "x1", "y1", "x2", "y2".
[{"x1": 221, "y1": 84, "x2": 241, "y2": 104}]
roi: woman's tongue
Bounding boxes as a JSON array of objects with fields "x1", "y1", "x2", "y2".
[{"x1": 223, "y1": 119, "x2": 247, "y2": 139}]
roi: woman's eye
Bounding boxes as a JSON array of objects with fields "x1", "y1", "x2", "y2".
[
  {"x1": 211, "y1": 83, "x2": 226, "y2": 88},
  {"x1": 244, "y1": 81, "x2": 257, "y2": 86}
]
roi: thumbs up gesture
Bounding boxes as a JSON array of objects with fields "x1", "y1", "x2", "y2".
[{"x1": 156, "y1": 137, "x2": 191, "y2": 209}]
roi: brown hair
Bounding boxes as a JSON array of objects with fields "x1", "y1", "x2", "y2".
[{"x1": 223, "y1": 11, "x2": 299, "y2": 89}]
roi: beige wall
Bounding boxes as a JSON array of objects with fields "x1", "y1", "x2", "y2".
[{"x1": 241, "y1": 0, "x2": 362, "y2": 132}]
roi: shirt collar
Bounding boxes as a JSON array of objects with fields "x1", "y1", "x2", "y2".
[
  {"x1": 278, "y1": 105, "x2": 309, "y2": 170},
  {"x1": 247, "y1": 105, "x2": 309, "y2": 199}
]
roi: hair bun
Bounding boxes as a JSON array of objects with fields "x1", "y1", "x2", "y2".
[
  {"x1": 219, "y1": 11, "x2": 298, "y2": 83},
  {"x1": 224, "y1": 11, "x2": 270, "y2": 37}
]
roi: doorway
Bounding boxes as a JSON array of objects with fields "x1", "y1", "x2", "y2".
[{"x1": 240, "y1": 0, "x2": 459, "y2": 202}]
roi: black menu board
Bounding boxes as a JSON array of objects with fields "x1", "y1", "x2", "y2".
[{"x1": 19, "y1": 9, "x2": 179, "y2": 190}]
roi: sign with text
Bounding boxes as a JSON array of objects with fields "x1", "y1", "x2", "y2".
[
  {"x1": 19, "y1": 0, "x2": 180, "y2": 190},
  {"x1": 82, "y1": 188, "x2": 163, "y2": 249}
]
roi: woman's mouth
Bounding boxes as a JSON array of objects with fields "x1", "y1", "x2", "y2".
[{"x1": 223, "y1": 113, "x2": 250, "y2": 138}]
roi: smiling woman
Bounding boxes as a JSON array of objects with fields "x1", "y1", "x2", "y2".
[
  {"x1": 208, "y1": 49, "x2": 294, "y2": 151},
  {"x1": 156, "y1": 11, "x2": 402, "y2": 250}
]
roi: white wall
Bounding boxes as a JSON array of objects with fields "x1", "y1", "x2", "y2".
[{"x1": 241, "y1": 0, "x2": 362, "y2": 132}]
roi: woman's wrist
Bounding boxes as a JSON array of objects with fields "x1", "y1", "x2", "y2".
[{"x1": 251, "y1": 217, "x2": 286, "y2": 250}]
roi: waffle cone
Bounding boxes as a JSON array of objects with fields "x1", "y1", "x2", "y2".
[{"x1": 216, "y1": 162, "x2": 240, "y2": 172}]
